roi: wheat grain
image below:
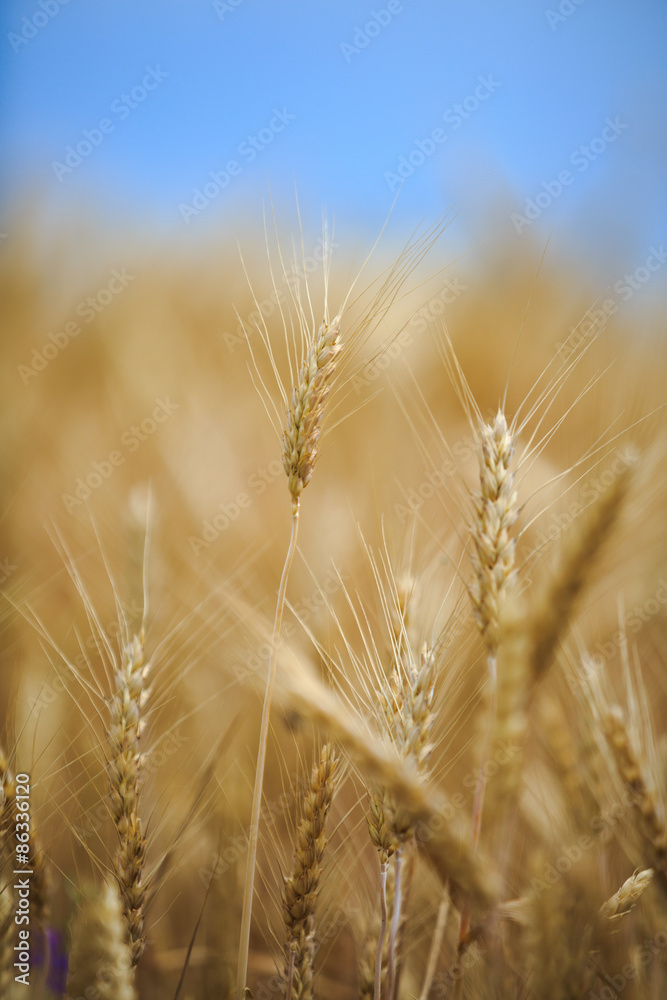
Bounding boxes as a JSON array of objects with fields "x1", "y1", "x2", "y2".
[
  {"x1": 282, "y1": 317, "x2": 342, "y2": 505},
  {"x1": 599, "y1": 868, "x2": 654, "y2": 925},
  {"x1": 107, "y1": 632, "x2": 150, "y2": 966},
  {"x1": 283, "y1": 743, "x2": 339, "y2": 1000},
  {"x1": 66, "y1": 882, "x2": 136, "y2": 1000}
]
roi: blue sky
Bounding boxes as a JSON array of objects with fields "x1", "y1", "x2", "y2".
[{"x1": 1, "y1": 0, "x2": 666, "y2": 273}]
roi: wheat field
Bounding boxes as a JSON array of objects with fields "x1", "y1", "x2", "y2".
[{"x1": 1, "y1": 211, "x2": 666, "y2": 1000}]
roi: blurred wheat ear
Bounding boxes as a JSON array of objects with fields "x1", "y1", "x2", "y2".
[{"x1": 67, "y1": 882, "x2": 136, "y2": 1000}]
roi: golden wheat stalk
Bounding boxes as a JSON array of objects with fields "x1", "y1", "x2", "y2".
[
  {"x1": 602, "y1": 706, "x2": 667, "y2": 880},
  {"x1": 275, "y1": 646, "x2": 502, "y2": 910},
  {"x1": 283, "y1": 744, "x2": 339, "y2": 1000},
  {"x1": 238, "y1": 304, "x2": 344, "y2": 997},
  {"x1": 457, "y1": 410, "x2": 518, "y2": 967},
  {"x1": 67, "y1": 882, "x2": 136, "y2": 1000},
  {"x1": 107, "y1": 632, "x2": 150, "y2": 966},
  {"x1": 237, "y1": 221, "x2": 443, "y2": 997},
  {"x1": 528, "y1": 451, "x2": 637, "y2": 683}
]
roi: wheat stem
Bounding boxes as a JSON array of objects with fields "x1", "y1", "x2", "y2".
[
  {"x1": 386, "y1": 847, "x2": 403, "y2": 1000},
  {"x1": 237, "y1": 502, "x2": 301, "y2": 999},
  {"x1": 374, "y1": 861, "x2": 388, "y2": 1000},
  {"x1": 419, "y1": 885, "x2": 450, "y2": 1000}
]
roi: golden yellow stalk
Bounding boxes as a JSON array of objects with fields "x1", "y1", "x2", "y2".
[
  {"x1": 603, "y1": 706, "x2": 667, "y2": 879},
  {"x1": 283, "y1": 744, "x2": 339, "y2": 1000},
  {"x1": 67, "y1": 882, "x2": 136, "y2": 1000},
  {"x1": 238, "y1": 308, "x2": 343, "y2": 998},
  {"x1": 107, "y1": 632, "x2": 150, "y2": 966},
  {"x1": 529, "y1": 452, "x2": 637, "y2": 683}
]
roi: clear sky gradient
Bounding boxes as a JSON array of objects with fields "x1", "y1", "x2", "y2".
[{"x1": 1, "y1": 0, "x2": 666, "y2": 273}]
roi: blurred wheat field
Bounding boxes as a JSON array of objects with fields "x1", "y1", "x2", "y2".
[{"x1": 1, "y1": 211, "x2": 667, "y2": 1000}]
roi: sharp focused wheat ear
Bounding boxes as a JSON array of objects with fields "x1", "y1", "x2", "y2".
[
  {"x1": 237, "y1": 220, "x2": 444, "y2": 998},
  {"x1": 283, "y1": 744, "x2": 339, "y2": 1000},
  {"x1": 107, "y1": 632, "x2": 150, "y2": 966},
  {"x1": 469, "y1": 410, "x2": 518, "y2": 655},
  {"x1": 282, "y1": 316, "x2": 342, "y2": 504},
  {"x1": 66, "y1": 882, "x2": 136, "y2": 1000},
  {"x1": 457, "y1": 408, "x2": 518, "y2": 973}
]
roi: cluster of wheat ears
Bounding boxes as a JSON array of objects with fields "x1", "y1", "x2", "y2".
[{"x1": 1, "y1": 215, "x2": 666, "y2": 1000}]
